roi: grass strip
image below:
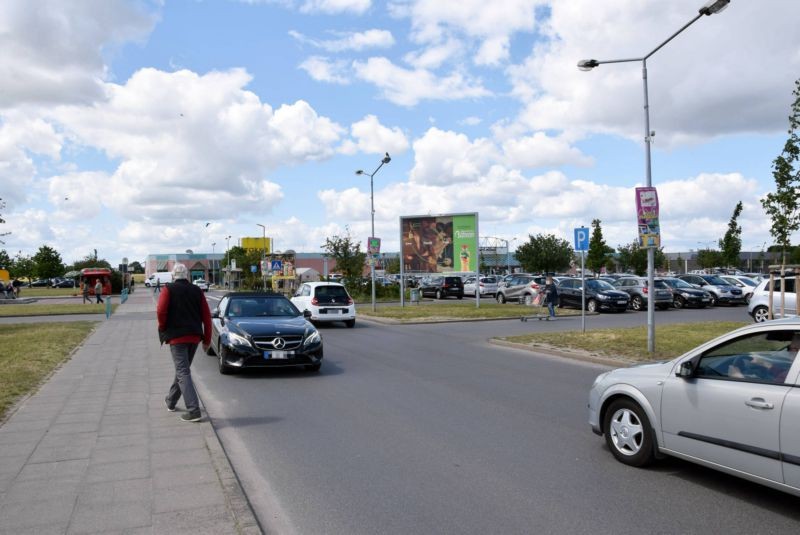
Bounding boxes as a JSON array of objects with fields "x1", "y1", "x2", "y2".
[
  {"x1": 0, "y1": 304, "x2": 118, "y2": 317},
  {"x1": 497, "y1": 321, "x2": 749, "y2": 362},
  {"x1": 0, "y1": 321, "x2": 98, "y2": 420},
  {"x1": 358, "y1": 302, "x2": 581, "y2": 321},
  {"x1": 14, "y1": 288, "x2": 81, "y2": 297}
]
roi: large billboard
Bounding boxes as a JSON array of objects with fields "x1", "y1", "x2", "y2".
[
  {"x1": 400, "y1": 213, "x2": 478, "y2": 273},
  {"x1": 241, "y1": 237, "x2": 272, "y2": 254}
]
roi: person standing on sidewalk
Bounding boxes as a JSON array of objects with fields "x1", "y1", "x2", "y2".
[
  {"x1": 157, "y1": 264, "x2": 212, "y2": 422},
  {"x1": 94, "y1": 279, "x2": 104, "y2": 304},
  {"x1": 155, "y1": 278, "x2": 161, "y2": 294},
  {"x1": 82, "y1": 281, "x2": 90, "y2": 303},
  {"x1": 543, "y1": 275, "x2": 558, "y2": 320}
]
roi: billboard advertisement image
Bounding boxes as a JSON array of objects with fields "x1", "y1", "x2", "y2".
[
  {"x1": 635, "y1": 187, "x2": 660, "y2": 248},
  {"x1": 401, "y1": 213, "x2": 477, "y2": 273}
]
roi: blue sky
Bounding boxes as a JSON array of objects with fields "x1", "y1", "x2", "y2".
[{"x1": 1, "y1": 0, "x2": 799, "y2": 267}]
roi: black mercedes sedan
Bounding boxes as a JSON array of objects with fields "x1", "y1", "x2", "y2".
[
  {"x1": 206, "y1": 292, "x2": 323, "y2": 374},
  {"x1": 557, "y1": 278, "x2": 630, "y2": 313},
  {"x1": 660, "y1": 277, "x2": 712, "y2": 309}
]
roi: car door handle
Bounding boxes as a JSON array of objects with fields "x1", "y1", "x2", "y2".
[{"x1": 745, "y1": 398, "x2": 774, "y2": 410}]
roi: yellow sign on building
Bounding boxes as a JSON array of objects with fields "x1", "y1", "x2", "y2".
[{"x1": 241, "y1": 237, "x2": 272, "y2": 254}]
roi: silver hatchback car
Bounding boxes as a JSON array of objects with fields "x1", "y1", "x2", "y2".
[{"x1": 589, "y1": 320, "x2": 800, "y2": 497}]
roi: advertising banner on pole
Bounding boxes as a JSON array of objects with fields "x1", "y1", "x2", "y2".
[
  {"x1": 400, "y1": 213, "x2": 477, "y2": 273},
  {"x1": 635, "y1": 187, "x2": 660, "y2": 248}
]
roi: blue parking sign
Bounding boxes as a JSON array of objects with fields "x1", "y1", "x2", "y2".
[{"x1": 574, "y1": 227, "x2": 589, "y2": 252}]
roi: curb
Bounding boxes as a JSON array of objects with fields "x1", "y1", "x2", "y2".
[{"x1": 489, "y1": 338, "x2": 639, "y2": 368}]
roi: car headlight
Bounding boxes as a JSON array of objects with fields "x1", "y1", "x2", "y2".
[
  {"x1": 227, "y1": 332, "x2": 251, "y2": 347},
  {"x1": 680, "y1": 292, "x2": 690, "y2": 298},
  {"x1": 597, "y1": 294, "x2": 610, "y2": 300},
  {"x1": 304, "y1": 330, "x2": 321, "y2": 347}
]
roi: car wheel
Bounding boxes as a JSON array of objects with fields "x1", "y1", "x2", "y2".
[
  {"x1": 206, "y1": 339, "x2": 216, "y2": 356},
  {"x1": 603, "y1": 398, "x2": 655, "y2": 467},
  {"x1": 496, "y1": 293, "x2": 506, "y2": 304},
  {"x1": 345, "y1": 319, "x2": 355, "y2": 328},
  {"x1": 218, "y1": 346, "x2": 234, "y2": 375},
  {"x1": 586, "y1": 299, "x2": 598, "y2": 313},
  {"x1": 745, "y1": 294, "x2": 751, "y2": 304},
  {"x1": 752, "y1": 305, "x2": 770, "y2": 323},
  {"x1": 523, "y1": 293, "x2": 533, "y2": 306},
  {"x1": 673, "y1": 296, "x2": 685, "y2": 309},
  {"x1": 631, "y1": 296, "x2": 644, "y2": 311},
  {"x1": 435, "y1": 289, "x2": 443, "y2": 299},
  {"x1": 305, "y1": 363, "x2": 321, "y2": 372},
  {"x1": 708, "y1": 294, "x2": 717, "y2": 307}
]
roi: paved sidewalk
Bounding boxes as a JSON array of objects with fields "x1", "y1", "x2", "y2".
[{"x1": 0, "y1": 289, "x2": 261, "y2": 534}]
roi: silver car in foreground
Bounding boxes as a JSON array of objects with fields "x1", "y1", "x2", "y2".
[{"x1": 588, "y1": 319, "x2": 800, "y2": 497}]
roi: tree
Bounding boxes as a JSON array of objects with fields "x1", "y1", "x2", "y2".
[
  {"x1": 382, "y1": 256, "x2": 400, "y2": 274},
  {"x1": 762, "y1": 79, "x2": 800, "y2": 266},
  {"x1": 616, "y1": 240, "x2": 666, "y2": 276},
  {"x1": 696, "y1": 248, "x2": 722, "y2": 270},
  {"x1": 0, "y1": 197, "x2": 9, "y2": 245},
  {"x1": 322, "y1": 230, "x2": 366, "y2": 287},
  {"x1": 226, "y1": 246, "x2": 262, "y2": 289},
  {"x1": 515, "y1": 234, "x2": 573, "y2": 273},
  {"x1": 586, "y1": 219, "x2": 614, "y2": 275},
  {"x1": 718, "y1": 201, "x2": 743, "y2": 268},
  {"x1": 68, "y1": 253, "x2": 112, "y2": 272},
  {"x1": 33, "y1": 245, "x2": 64, "y2": 279},
  {"x1": 0, "y1": 249, "x2": 11, "y2": 270},
  {"x1": 12, "y1": 252, "x2": 35, "y2": 283},
  {"x1": 128, "y1": 261, "x2": 145, "y2": 274}
]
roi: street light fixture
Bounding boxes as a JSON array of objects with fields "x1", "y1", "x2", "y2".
[
  {"x1": 256, "y1": 224, "x2": 267, "y2": 291},
  {"x1": 355, "y1": 152, "x2": 391, "y2": 312},
  {"x1": 578, "y1": 0, "x2": 729, "y2": 353}
]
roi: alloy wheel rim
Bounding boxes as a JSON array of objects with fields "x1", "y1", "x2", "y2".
[{"x1": 609, "y1": 408, "x2": 644, "y2": 456}]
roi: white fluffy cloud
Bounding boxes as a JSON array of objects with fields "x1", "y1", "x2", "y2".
[
  {"x1": 340, "y1": 115, "x2": 409, "y2": 156},
  {"x1": 299, "y1": 0, "x2": 371, "y2": 14},
  {"x1": 51, "y1": 68, "x2": 343, "y2": 223},
  {"x1": 502, "y1": 133, "x2": 592, "y2": 169},
  {"x1": 298, "y1": 56, "x2": 350, "y2": 84},
  {"x1": 409, "y1": 128, "x2": 497, "y2": 185},
  {"x1": 506, "y1": 0, "x2": 800, "y2": 144},
  {"x1": 289, "y1": 29, "x2": 395, "y2": 52},
  {"x1": 352, "y1": 57, "x2": 490, "y2": 106},
  {"x1": 0, "y1": 0, "x2": 156, "y2": 109}
]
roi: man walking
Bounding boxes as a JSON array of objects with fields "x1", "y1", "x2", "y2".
[
  {"x1": 543, "y1": 275, "x2": 558, "y2": 320},
  {"x1": 82, "y1": 281, "x2": 90, "y2": 303},
  {"x1": 157, "y1": 264, "x2": 211, "y2": 422},
  {"x1": 94, "y1": 279, "x2": 104, "y2": 304}
]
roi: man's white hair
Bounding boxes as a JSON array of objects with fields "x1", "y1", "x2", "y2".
[{"x1": 172, "y1": 263, "x2": 189, "y2": 280}]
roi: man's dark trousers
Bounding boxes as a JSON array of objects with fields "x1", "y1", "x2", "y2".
[{"x1": 166, "y1": 343, "x2": 200, "y2": 412}]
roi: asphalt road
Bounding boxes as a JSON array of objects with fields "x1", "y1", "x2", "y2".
[{"x1": 191, "y1": 301, "x2": 799, "y2": 534}]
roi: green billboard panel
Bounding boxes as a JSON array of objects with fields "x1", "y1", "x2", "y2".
[{"x1": 400, "y1": 213, "x2": 477, "y2": 274}]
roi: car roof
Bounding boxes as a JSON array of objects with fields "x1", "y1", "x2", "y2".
[
  {"x1": 304, "y1": 282, "x2": 345, "y2": 287},
  {"x1": 225, "y1": 292, "x2": 288, "y2": 298}
]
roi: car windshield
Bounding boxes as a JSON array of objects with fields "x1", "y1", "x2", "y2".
[
  {"x1": 587, "y1": 279, "x2": 615, "y2": 291},
  {"x1": 227, "y1": 297, "x2": 300, "y2": 317},
  {"x1": 666, "y1": 278, "x2": 692, "y2": 289},
  {"x1": 704, "y1": 276, "x2": 729, "y2": 285}
]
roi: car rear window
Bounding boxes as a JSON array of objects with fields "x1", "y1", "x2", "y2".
[
  {"x1": 444, "y1": 277, "x2": 463, "y2": 285},
  {"x1": 314, "y1": 285, "x2": 349, "y2": 299}
]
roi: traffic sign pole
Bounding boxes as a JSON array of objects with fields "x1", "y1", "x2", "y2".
[{"x1": 574, "y1": 227, "x2": 588, "y2": 334}]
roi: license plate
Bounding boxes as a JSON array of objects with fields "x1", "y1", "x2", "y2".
[
  {"x1": 702, "y1": 298, "x2": 710, "y2": 302},
  {"x1": 617, "y1": 300, "x2": 627, "y2": 305},
  {"x1": 264, "y1": 350, "x2": 289, "y2": 359}
]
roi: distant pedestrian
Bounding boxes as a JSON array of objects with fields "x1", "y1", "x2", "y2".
[
  {"x1": 157, "y1": 264, "x2": 211, "y2": 423},
  {"x1": 94, "y1": 279, "x2": 104, "y2": 304},
  {"x1": 544, "y1": 275, "x2": 558, "y2": 319},
  {"x1": 82, "y1": 282, "x2": 90, "y2": 303},
  {"x1": 155, "y1": 278, "x2": 161, "y2": 294},
  {"x1": 12, "y1": 278, "x2": 21, "y2": 298}
]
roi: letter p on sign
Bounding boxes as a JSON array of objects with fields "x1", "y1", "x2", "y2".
[{"x1": 574, "y1": 227, "x2": 589, "y2": 252}]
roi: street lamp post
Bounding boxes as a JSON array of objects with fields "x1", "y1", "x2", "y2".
[
  {"x1": 256, "y1": 224, "x2": 267, "y2": 291},
  {"x1": 225, "y1": 235, "x2": 231, "y2": 289},
  {"x1": 578, "y1": 0, "x2": 730, "y2": 353},
  {"x1": 356, "y1": 152, "x2": 391, "y2": 312},
  {"x1": 211, "y1": 242, "x2": 216, "y2": 286}
]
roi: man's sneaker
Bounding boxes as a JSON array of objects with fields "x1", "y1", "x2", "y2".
[
  {"x1": 165, "y1": 398, "x2": 176, "y2": 412},
  {"x1": 180, "y1": 411, "x2": 202, "y2": 422}
]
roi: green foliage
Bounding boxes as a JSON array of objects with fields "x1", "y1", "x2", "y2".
[
  {"x1": 718, "y1": 201, "x2": 743, "y2": 268},
  {"x1": 515, "y1": 234, "x2": 573, "y2": 273},
  {"x1": 128, "y1": 261, "x2": 145, "y2": 273},
  {"x1": 226, "y1": 246, "x2": 263, "y2": 289},
  {"x1": 322, "y1": 230, "x2": 367, "y2": 287},
  {"x1": 33, "y1": 245, "x2": 64, "y2": 279},
  {"x1": 68, "y1": 253, "x2": 112, "y2": 272},
  {"x1": 762, "y1": 79, "x2": 800, "y2": 265},
  {"x1": 0, "y1": 249, "x2": 11, "y2": 270},
  {"x1": 382, "y1": 256, "x2": 400, "y2": 274},
  {"x1": 586, "y1": 219, "x2": 614, "y2": 275},
  {"x1": 696, "y1": 248, "x2": 723, "y2": 269},
  {"x1": 11, "y1": 253, "x2": 34, "y2": 281},
  {"x1": 616, "y1": 240, "x2": 665, "y2": 276}
]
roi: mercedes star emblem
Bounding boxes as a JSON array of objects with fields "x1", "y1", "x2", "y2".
[{"x1": 272, "y1": 337, "x2": 286, "y2": 349}]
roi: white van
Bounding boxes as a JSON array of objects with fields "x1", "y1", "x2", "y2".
[{"x1": 145, "y1": 272, "x2": 173, "y2": 287}]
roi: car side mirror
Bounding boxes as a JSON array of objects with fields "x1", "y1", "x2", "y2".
[
  {"x1": 211, "y1": 309, "x2": 220, "y2": 318},
  {"x1": 303, "y1": 310, "x2": 312, "y2": 319},
  {"x1": 676, "y1": 361, "x2": 695, "y2": 378}
]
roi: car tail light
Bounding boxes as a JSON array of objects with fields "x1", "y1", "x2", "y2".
[
  {"x1": 347, "y1": 296, "x2": 353, "y2": 305},
  {"x1": 311, "y1": 297, "x2": 319, "y2": 305},
  {"x1": 642, "y1": 286, "x2": 648, "y2": 294},
  {"x1": 530, "y1": 283, "x2": 540, "y2": 290}
]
